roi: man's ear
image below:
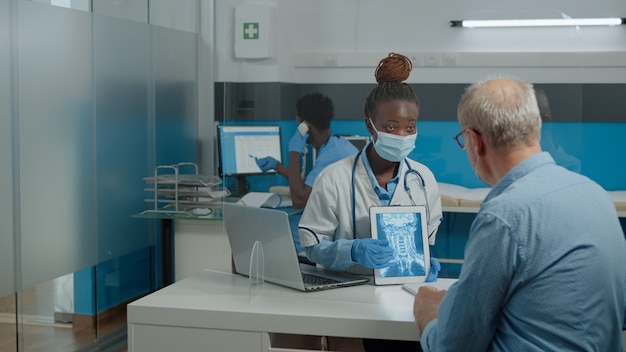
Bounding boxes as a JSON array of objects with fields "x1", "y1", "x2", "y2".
[{"x1": 469, "y1": 129, "x2": 486, "y2": 156}]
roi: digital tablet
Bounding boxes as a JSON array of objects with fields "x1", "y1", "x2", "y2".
[{"x1": 369, "y1": 205, "x2": 430, "y2": 285}]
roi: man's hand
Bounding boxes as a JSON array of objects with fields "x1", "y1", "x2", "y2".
[{"x1": 413, "y1": 285, "x2": 446, "y2": 333}]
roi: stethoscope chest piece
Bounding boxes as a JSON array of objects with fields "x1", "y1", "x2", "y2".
[{"x1": 350, "y1": 150, "x2": 429, "y2": 239}]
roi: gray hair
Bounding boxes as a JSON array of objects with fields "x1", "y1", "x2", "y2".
[{"x1": 457, "y1": 77, "x2": 542, "y2": 151}]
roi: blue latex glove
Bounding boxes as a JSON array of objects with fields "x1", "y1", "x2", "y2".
[
  {"x1": 288, "y1": 130, "x2": 308, "y2": 153},
  {"x1": 351, "y1": 239, "x2": 395, "y2": 269},
  {"x1": 426, "y1": 257, "x2": 441, "y2": 282},
  {"x1": 255, "y1": 156, "x2": 279, "y2": 172}
]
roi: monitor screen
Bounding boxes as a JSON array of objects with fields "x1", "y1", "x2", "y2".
[
  {"x1": 217, "y1": 125, "x2": 282, "y2": 176},
  {"x1": 344, "y1": 135, "x2": 369, "y2": 150}
]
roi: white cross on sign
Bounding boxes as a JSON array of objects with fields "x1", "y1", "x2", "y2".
[{"x1": 243, "y1": 23, "x2": 259, "y2": 39}]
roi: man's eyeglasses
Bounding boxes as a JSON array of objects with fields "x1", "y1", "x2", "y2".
[
  {"x1": 454, "y1": 128, "x2": 481, "y2": 150},
  {"x1": 454, "y1": 129, "x2": 467, "y2": 150}
]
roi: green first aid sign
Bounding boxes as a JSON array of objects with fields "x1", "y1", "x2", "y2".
[{"x1": 243, "y1": 23, "x2": 259, "y2": 39}]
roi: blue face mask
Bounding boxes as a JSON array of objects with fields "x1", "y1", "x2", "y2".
[{"x1": 370, "y1": 119, "x2": 417, "y2": 162}]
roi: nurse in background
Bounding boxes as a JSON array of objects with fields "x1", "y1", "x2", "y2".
[{"x1": 255, "y1": 92, "x2": 359, "y2": 256}]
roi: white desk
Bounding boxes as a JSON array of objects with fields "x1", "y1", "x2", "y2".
[{"x1": 127, "y1": 269, "x2": 457, "y2": 352}]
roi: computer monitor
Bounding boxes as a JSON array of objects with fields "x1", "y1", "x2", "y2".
[
  {"x1": 217, "y1": 125, "x2": 283, "y2": 196},
  {"x1": 344, "y1": 135, "x2": 370, "y2": 150}
]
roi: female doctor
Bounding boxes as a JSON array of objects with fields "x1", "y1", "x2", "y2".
[{"x1": 297, "y1": 53, "x2": 443, "y2": 276}]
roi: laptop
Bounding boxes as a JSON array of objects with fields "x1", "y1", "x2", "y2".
[{"x1": 223, "y1": 202, "x2": 369, "y2": 292}]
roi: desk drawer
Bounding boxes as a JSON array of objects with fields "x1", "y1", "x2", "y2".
[
  {"x1": 268, "y1": 333, "x2": 364, "y2": 352},
  {"x1": 129, "y1": 324, "x2": 263, "y2": 352}
]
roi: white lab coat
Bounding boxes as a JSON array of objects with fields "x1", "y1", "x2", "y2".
[{"x1": 298, "y1": 152, "x2": 442, "y2": 250}]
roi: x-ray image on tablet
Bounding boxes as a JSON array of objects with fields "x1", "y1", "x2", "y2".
[{"x1": 369, "y1": 205, "x2": 430, "y2": 285}]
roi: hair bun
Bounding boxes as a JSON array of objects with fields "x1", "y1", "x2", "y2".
[{"x1": 375, "y1": 53, "x2": 412, "y2": 83}]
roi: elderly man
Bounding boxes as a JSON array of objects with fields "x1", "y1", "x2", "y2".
[{"x1": 414, "y1": 77, "x2": 626, "y2": 351}]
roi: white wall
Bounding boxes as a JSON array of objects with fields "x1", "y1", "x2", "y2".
[{"x1": 214, "y1": 0, "x2": 626, "y2": 83}]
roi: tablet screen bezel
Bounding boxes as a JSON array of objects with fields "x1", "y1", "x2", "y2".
[{"x1": 369, "y1": 205, "x2": 430, "y2": 285}]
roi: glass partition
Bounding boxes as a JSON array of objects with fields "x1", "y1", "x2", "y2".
[
  {"x1": 93, "y1": 13, "x2": 152, "y2": 263},
  {"x1": 153, "y1": 25, "x2": 198, "y2": 167},
  {"x1": 0, "y1": 0, "x2": 15, "y2": 299},
  {"x1": 18, "y1": 0, "x2": 96, "y2": 290},
  {"x1": 1, "y1": 0, "x2": 199, "y2": 350},
  {"x1": 92, "y1": 13, "x2": 153, "y2": 340}
]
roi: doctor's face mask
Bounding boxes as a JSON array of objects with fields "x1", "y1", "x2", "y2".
[{"x1": 369, "y1": 118, "x2": 417, "y2": 162}]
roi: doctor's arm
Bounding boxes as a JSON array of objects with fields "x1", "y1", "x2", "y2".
[
  {"x1": 304, "y1": 239, "x2": 355, "y2": 271},
  {"x1": 304, "y1": 238, "x2": 395, "y2": 270}
]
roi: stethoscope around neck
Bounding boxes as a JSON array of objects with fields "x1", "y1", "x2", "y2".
[{"x1": 350, "y1": 148, "x2": 430, "y2": 239}]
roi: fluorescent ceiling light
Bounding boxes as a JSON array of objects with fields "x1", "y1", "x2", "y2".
[{"x1": 451, "y1": 18, "x2": 625, "y2": 28}]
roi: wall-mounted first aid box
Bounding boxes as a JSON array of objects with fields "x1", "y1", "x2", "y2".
[{"x1": 234, "y1": 3, "x2": 275, "y2": 59}]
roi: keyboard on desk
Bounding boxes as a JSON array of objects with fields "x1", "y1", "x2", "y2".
[
  {"x1": 302, "y1": 273, "x2": 341, "y2": 286},
  {"x1": 299, "y1": 269, "x2": 370, "y2": 291}
]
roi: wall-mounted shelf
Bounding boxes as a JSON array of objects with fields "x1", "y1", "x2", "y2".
[{"x1": 294, "y1": 51, "x2": 626, "y2": 68}]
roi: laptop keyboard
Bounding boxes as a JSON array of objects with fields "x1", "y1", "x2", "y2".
[{"x1": 302, "y1": 273, "x2": 341, "y2": 286}]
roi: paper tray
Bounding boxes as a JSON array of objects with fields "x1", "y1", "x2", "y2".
[
  {"x1": 145, "y1": 188, "x2": 230, "y2": 199},
  {"x1": 143, "y1": 174, "x2": 223, "y2": 187}
]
